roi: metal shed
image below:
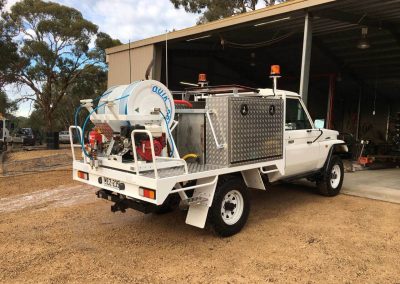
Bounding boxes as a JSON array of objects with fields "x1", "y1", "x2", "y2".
[{"x1": 106, "y1": 0, "x2": 400, "y2": 152}]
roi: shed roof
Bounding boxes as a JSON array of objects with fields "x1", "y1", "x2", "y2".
[
  {"x1": 106, "y1": 0, "x2": 400, "y2": 95},
  {"x1": 106, "y1": 0, "x2": 335, "y2": 55}
]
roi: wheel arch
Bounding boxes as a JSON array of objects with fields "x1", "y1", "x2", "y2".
[{"x1": 322, "y1": 141, "x2": 348, "y2": 173}]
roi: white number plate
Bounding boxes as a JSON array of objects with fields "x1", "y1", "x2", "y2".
[{"x1": 104, "y1": 177, "x2": 120, "y2": 189}]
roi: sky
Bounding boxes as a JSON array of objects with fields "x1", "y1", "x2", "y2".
[
  {"x1": 5, "y1": 0, "x2": 198, "y2": 116},
  {"x1": 6, "y1": 0, "x2": 197, "y2": 43}
]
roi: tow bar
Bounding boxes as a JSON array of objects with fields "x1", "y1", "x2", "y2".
[{"x1": 96, "y1": 189, "x2": 157, "y2": 214}]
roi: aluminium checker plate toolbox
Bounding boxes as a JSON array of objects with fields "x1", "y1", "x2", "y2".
[{"x1": 205, "y1": 96, "x2": 283, "y2": 167}]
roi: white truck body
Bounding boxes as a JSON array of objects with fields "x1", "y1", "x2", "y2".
[{"x1": 71, "y1": 81, "x2": 347, "y2": 236}]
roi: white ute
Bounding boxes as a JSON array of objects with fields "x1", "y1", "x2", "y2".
[{"x1": 70, "y1": 68, "x2": 347, "y2": 237}]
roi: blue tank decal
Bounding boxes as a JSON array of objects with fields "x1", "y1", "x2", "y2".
[
  {"x1": 96, "y1": 86, "x2": 117, "y2": 114},
  {"x1": 151, "y1": 85, "x2": 173, "y2": 125}
]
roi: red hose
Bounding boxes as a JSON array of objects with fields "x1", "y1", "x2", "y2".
[{"x1": 174, "y1": 100, "x2": 193, "y2": 108}]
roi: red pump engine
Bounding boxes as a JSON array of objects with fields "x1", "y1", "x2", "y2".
[
  {"x1": 136, "y1": 134, "x2": 166, "y2": 162},
  {"x1": 89, "y1": 130, "x2": 102, "y2": 148}
]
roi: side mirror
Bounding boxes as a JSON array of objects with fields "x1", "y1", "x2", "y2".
[{"x1": 314, "y1": 119, "x2": 325, "y2": 129}]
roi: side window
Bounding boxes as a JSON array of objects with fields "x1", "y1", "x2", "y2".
[{"x1": 285, "y1": 98, "x2": 312, "y2": 130}]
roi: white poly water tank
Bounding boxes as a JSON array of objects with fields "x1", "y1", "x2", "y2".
[{"x1": 95, "y1": 80, "x2": 175, "y2": 132}]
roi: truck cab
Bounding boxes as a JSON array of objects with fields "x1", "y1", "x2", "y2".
[{"x1": 258, "y1": 89, "x2": 346, "y2": 185}]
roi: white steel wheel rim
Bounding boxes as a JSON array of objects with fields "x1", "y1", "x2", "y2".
[
  {"x1": 330, "y1": 164, "x2": 341, "y2": 188},
  {"x1": 220, "y1": 190, "x2": 244, "y2": 225}
]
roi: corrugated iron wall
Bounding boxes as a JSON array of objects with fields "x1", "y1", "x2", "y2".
[{"x1": 107, "y1": 44, "x2": 156, "y2": 87}]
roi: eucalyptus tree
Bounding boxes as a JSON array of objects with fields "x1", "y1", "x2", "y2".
[
  {"x1": 170, "y1": 0, "x2": 286, "y2": 23},
  {"x1": 2, "y1": 0, "x2": 120, "y2": 131}
]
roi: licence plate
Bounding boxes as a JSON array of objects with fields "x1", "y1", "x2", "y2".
[{"x1": 104, "y1": 177, "x2": 120, "y2": 189}]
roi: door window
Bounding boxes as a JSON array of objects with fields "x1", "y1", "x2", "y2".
[{"x1": 285, "y1": 98, "x2": 312, "y2": 130}]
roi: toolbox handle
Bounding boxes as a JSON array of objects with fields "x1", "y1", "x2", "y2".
[{"x1": 205, "y1": 110, "x2": 225, "y2": 150}]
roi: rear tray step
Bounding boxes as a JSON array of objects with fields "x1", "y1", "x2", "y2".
[{"x1": 185, "y1": 196, "x2": 208, "y2": 205}]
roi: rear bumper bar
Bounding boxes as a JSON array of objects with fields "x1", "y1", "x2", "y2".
[
  {"x1": 73, "y1": 160, "x2": 166, "y2": 205},
  {"x1": 96, "y1": 189, "x2": 157, "y2": 214}
]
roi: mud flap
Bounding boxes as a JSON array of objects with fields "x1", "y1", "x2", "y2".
[
  {"x1": 185, "y1": 176, "x2": 218, "y2": 228},
  {"x1": 241, "y1": 169, "x2": 266, "y2": 190}
]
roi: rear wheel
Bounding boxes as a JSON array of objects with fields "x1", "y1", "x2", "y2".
[
  {"x1": 317, "y1": 155, "x2": 344, "y2": 196},
  {"x1": 209, "y1": 176, "x2": 250, "y2": 237},
  {"x1": 1, "y1": 142, "x2": 6, "y2": 152}
]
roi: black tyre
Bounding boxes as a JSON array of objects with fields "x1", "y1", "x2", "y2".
[
  {"x1": 153, "y1": 193, "x2": 180, "y2": 214},
  {"x1": 209, "y1": 176, "x2": 250, "y2": 237},
  {"x1": 317, "y1": 155, "x2": 344, "y2": 197}
]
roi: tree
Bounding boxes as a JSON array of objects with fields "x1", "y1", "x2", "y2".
[
  {"x1": 1, "y1": 0, "x2": 121, "y2": 132},
  {"x1": 53, "y1": 65, "x2": 108, "y2": 131},
  {"x1": 0, "y1": 0, "x2": 19, "y2": 87},
  {"x1": 0, "y1": 1, "x2": 18, "y2": 117},
  {"x1": 171, "y1": 0, "x2": 286, "y2": 23},
  {"x1": 0, "y1": 90, "x2": 17, "y2": 115}
]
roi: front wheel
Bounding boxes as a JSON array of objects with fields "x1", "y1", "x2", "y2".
[
  {"x1": 317, "y1": 155, "x2": 344, "y2": 196},
  {"x1": 209, "y1": 177, "x2": 250, "y2": 237}
]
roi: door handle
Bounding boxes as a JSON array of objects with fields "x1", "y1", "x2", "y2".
[{"x1": 288, "y1": 140, "x2": 294, "y2": 144}]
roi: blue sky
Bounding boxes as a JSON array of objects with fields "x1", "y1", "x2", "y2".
[
  {"x1": 5, "y1": 0, "x2": 198, "y2": 116},
  {"x1": 52, "y1": 0, "x2": 198, "y2": 42}
]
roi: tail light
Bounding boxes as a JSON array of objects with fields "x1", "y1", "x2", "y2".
[
  {"x1": 139, "y1": 187, "x2": 156, "y2": 199},
  {"x1": 77, "y1": 171, "x2": 89, "y2": 180}
]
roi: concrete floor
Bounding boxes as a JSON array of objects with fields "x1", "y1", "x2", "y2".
[{"x1": 342, "y1": 168, "x2": 400, "y2": 204}]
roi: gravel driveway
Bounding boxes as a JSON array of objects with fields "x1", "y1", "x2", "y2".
[{"x1": 0, "y1": 171, "x2": 399, "y2": 283}]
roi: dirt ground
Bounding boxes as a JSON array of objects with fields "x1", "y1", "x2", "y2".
[
  {"x1": 1, "y1": 146, "x2": 81, "y2": 176},
  {"x1": 6, "y1": 147, "x2": 72, "y2": 161},
  {"x1": 0, "y1": 170, "x2": 399, "y2": 283}
]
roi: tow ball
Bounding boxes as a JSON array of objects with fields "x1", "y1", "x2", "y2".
[{"x1": 96, "y1": 189, "x2": 157, "y2": 214}]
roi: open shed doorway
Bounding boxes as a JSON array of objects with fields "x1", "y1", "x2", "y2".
[{"x1": 156, "y1": 6, "x2": 400, "y2": 167}]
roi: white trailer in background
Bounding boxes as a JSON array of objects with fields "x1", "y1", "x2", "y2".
[
  {"x1": 70, "y1": 67, "x2": 347, "y2": 237},
  {"x1": 0, "y1": 114, "x2": 23, "y2": 152}
]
